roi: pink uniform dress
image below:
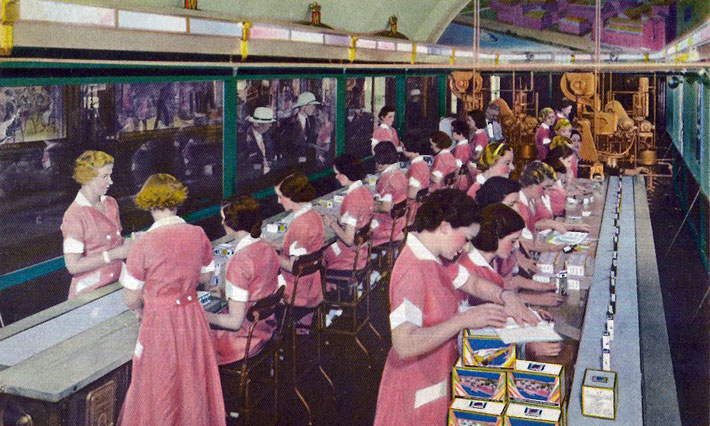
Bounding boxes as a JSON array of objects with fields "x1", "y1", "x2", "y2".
[
  {"x1": 406, "y1": 156, "x2": 431, "y2": 226},
  {"x1": 324, "y1": 180, "x2": 375, "y2": 271},
  {"x1": 373, "y1": 234, "x2": 465, "y2": 426},
  {"x1": 517, "y1": 190, "x2": 537, "y2": 243},
  {"x1": 373, "y1": 123, "x2": 402, "y2": 152},
  {"x1": 571, "y1": 155, "x2": 579, "y2": 178},
  {"x1": 61, "y1": 192, "x2": 124, "y2": 299},
  {"x1": 471, "y1": 128, "x2": 489, "y2": 157},
  {"x1": 211, "y1": 235, "x2": 280, "y2": 365},
  {"x1": 372, "y1": 164, "x2": 408, "y2": 247},
  {"x1": 453, "y1": 140, "x2": 474, "y2": 191},
  {"x1": 466, "y1": 173, "x2": 488, "y2": 200},
  {"x1": 118, "y1": 216, "x2": 225, "y2": 426},
  {"x1": 429, "y1": 149, "x2": 459, "y2": 192},
  {"x1": 535, "y1": 123, "x2": 552, "y2": 161},
  {"x1": 458, "y1": 246, "x2": 505, "y2": 288},
  {"x1": 280, "y1": 205, "x2": 325, "y2": 307}
]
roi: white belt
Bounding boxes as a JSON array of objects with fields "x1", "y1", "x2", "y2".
[{"x1": 414, "y1": 379, "x2": 448, "y2": 409}]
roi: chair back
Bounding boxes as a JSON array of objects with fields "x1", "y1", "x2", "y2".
[
  {"x1": 443, "y1": 171, "x2": 457, "y2": 187},
  {"x1": 246, "y1": 286, "x2": 285, "y2": 323},
  {"x1": 292, "y1": 249, "x2": 325, "y2": 278},
  {"x1": 354, "y1": 220, "x2": 372, "y2": 247},
  {"x1": 390, "y1": 200, "x2": 408, "y2": 220},
  {"x1": 415, "y1": 188, "x2": 428, "y2": 203}
]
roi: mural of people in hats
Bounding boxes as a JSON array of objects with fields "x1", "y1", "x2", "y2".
[{"x1": 244, "y1": 107, "x2": 276, "y2": 178}]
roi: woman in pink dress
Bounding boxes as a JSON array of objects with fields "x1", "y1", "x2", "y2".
[
  {"x1": 61, "y1": 151, "x2": 132, "y2": 299},
  {"x1": 373, "y1": 189, "x2": 511, "y2": 426},
  {"x1": 535, "y1": 108, "x2": 555, "y2": 161},
  {"x1": 405, "y1": 144, "x2": 431, "y2": 226},
  {"x1": 372, "y1": 106, "x2": 402, "y2": 152},
  {"x1": 323, "y1": 154, "x2": 374, "y2": 273},
  {"x1": 275, "y1": 171, "x2": 325, "y2": 308},
  {"x1": 371, "y1": 142, "x2": 408, "y2": 247},
  {"x1": 206, "y1": 196, "x2": 280, "y2": 365},
  {"x1": 451, "y1": 119, "x2": 474, "y2": 191},
  {"x1": 466, "y1": 142, "x2": 514, "y2": 200},
  {"x1": 118, "y1": 174, "x2": 225, "y2": 426},
  {"x1": 428, "y1": 131, "x2": 459, "y2": 192},
  {"x1": 467, "y1": 110, "x2": 489, "y2": 162}
]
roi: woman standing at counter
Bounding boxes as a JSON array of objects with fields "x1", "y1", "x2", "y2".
[
  {"x1": 118, "y1": 173, "x2": 225, "y2": 426},
  {"x1": 466, "y1": 142, "x2": 514, "y2": 200},
  {"x1": 61, "y1": 150, "x2": 131, "y2": 299},
  {"x1": 206, "y1": 195, "x2": 281, "y2": 365},
  {"x1": 275, "y1": 171, "x2": 325, "y2": 308}
]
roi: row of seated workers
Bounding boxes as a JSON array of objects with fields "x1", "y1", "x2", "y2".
[{"x1": 58, "y1": 99, "x2": 591, "y2": 425}]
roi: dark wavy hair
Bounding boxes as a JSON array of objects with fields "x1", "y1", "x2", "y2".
[
  {"x1": 374, "y1": 141, "x2": 399, "y2": 166},
  {"x1": 451, "y1": 119, "x2": 470, "y2": 138},
  {"x1": 430, "y1": 131, "x2": 453, "y2": 151},
  {"x1": 475, "y1": 177, "x2": 521, "y2": 208},
  {"x1": 472, "y1": 203, "x2": 525, "y2": 252},
  {"x1": 414, "y1": 188, "x2": 479, "y2": 233},
  {"x1": 278, "y1": 171, "x2": 316, "y2": 203},
  {"x1": 222, "y1": 195, "x2": 262, "y2": 238},
  {"x1": 467, "y1": 110, "x2": 486, "y2": 130},
  {"x1": 378, "y1": 105, "x2": 395, "y2": 120},
  {"x1": 334, "y1": 154, "x2": 366, "y2": 182},
  {"x1": 518, "y1": 161, "x2": 548, "y2": 188},
  {"x1": 545, "y1": 145, "x2": 574, "y2": 175}
]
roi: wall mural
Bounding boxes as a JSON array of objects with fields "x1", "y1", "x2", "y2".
[
  {"x1": 445, "y1": 0, "x2": 709, "y2": 53},
  {"x1": 0, "y1": 86, "x2": 64, "y2": 144}
]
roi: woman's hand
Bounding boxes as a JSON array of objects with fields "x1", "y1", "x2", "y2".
[
  {"x1": 527, "y1": 341, "x2": 563, "y2": 357},
  {"x1": 112, "y1": 242, "x2": 132, "y2": 260},
  {"x1": 525, "y1": 291, "x2": 567, "y2": 307},
  {"x1": 322, "y1": 215, "x2": 336, "y2": 229},
  {"x1": 459, "y1": 303, "x2": 508, "y2": 329},
  {"x1": 501, "y1": 291, "x2": 540, "y2": 325},
  {"x1": 517, "y1": 256, "x2": 538, "y2": 275},
  {"x1": 535, "y1": 308, "x2": 554, "y2": 321},
  {"x1": 566, "y1": 222, "x2": 591, "y2": 233}
]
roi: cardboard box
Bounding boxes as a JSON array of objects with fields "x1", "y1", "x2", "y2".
[
  {"x1": 581, "y1": 369, "x2": 617, "y2": 420},
  {"x1": 566, "y1": 253, "x2": 588, "y2": 277},
  {"x1": 448, "y1": 398, "x2": 506, "y2": 426},
  {"x1": 210, "y1": 254, "x2": 229, "y2": 288},
  {"x1": 538, "y1": 252, "x2": 559, "y2": 275},
  {"x1": 333, "y1": 194, "x2": 344, "y2": 204},
  {"x1": 318, "y1": 199, "x2": 334, "y2": 209},
  {"x1": 463, "y1": 329, "x2": 516, "y2": 369},
  {"x1": 507, "y1": 360, "x2": 565, "y2": 408},
  {"x1": 504, "y1": 402, "x2": 562, "y2": 425},
  {"x1": 213, "y1": 243, "x2": 236, "y2": 258},
  {"x1": 532, "y1": 273, "x2": 555, "y2": 283},
  {"x1": 452, "y1": 358, "x2": 507, "y2": 402}
]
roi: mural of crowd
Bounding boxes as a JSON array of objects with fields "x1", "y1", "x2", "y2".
[{"x1": 236, "y1": 78, "x2": 337, "y2": 186}]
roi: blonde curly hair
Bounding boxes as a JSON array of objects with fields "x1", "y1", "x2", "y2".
[
  {"x1": 554, "y1": 118, "x2": 572, "y2": 132},
  {"x1": 538, "y1": 107, "x2": 554, "y2": 123},
  {"x1": 73, "y1": 151, "x2": 114, "y2": 184},
  {"x1": 477, "y1": 142, "x2": 512, "y2": 172},
  {"x1": 134, "y1": 174, "x2": 188, "y2": 211}
]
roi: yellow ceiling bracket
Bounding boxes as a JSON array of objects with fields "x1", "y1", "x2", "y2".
[
  {"x1": 0, "y1": 0, "x2": 19, "y2": 56},
  {"x1": 240, "y1": 21, "x2": 252, "y2": 61},
  {"x1": 349, "y1": 36, "x2": 357, "y2": 62},
  {"x1": 411, "y1": 42, "x2": 416, "y2": 64},
  {"x1": 450, "y1": 49, "x2": 455, "y2": 65}
]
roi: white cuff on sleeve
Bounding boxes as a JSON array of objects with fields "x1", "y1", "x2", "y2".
[
  {"x1": 455, "y1": 159, "x2": 463, "y2": 168},
  {"x1": 63, "y1": 237, "x2": 85, "y2": 254},
  {"x1": 226, "y1": 280, "x2": 249, "y2": 302},
  {"x1": 201, "y1": 260, "x2": 216, "y2": 274},
  {"x1": 408, "y1": 176, "x2": 422, "y2": 188},
  {"x1": 379, "y1": 194, "x2": 393, "y2": 203},
  {"x1": 432, "y1": 170, "x2": 443, "y2": 179},
  {"x1": 340, "y1": 212, "x2": 357, "y2": 227},
  {"x1": 119, "y1": 262, "x2": 145, "y2": 290},
  {"x1": 277, "y1": 274, "x2": 287, "y2": 288},
  {"x1": 389, "y1": 298, "x2": 423, "y2": 330},
  {"x1": 521, "y1": 228, "x2": 534, "y2": 240},
  {"x1": 475, "y1": 145, "x2": 484, "y2": 152},
  {"x1": 543, "y1": 137, "x2": 552, "y2": 145},
  {"x1": 452, "y1": 264, "x2": 470, "y2": 289},
  {"x1": 289, "y1": 241, "x2": 308, "y2": 257}
]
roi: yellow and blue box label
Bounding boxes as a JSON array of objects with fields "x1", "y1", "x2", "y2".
[
  {"x1": 504, "y1": 402, "x2": 562, "y2": 425},
  {"x1": 452, "y1": 358, "x2": 507, "y2": 402},
  {"x1": 463, "y1": 330, "x2": 516, "y2": 369},
  {"x1": 449, "y1": 398, "x2": 505, "y2": 426},
  {"x1": 507, "y1": 360, "x2": 565, "y2": 408}
]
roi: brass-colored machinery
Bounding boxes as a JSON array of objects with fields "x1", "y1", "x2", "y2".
[
  {"x1": 449, "y1": 71, "x2": 484, "y2": 112},
  {"x1": 561, "y1": 72, "x2": 657, "y2": 168}
]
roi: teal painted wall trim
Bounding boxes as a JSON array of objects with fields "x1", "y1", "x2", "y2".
[
  {"x1": 0, "y1": 75, "x2": 229, "y2": 88},
  {"x1": 438, "y1": 74, "x2": 447, "y2": 118},
  {"x1": 336, "y1": 75, "x2": 346, "y2": 156},
  {"x1": 223, "y1": 78, "x2": 237, "y2": 198},
  {"x1": 395, "y1": 75, "x2": 406, "y2": 137}
]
